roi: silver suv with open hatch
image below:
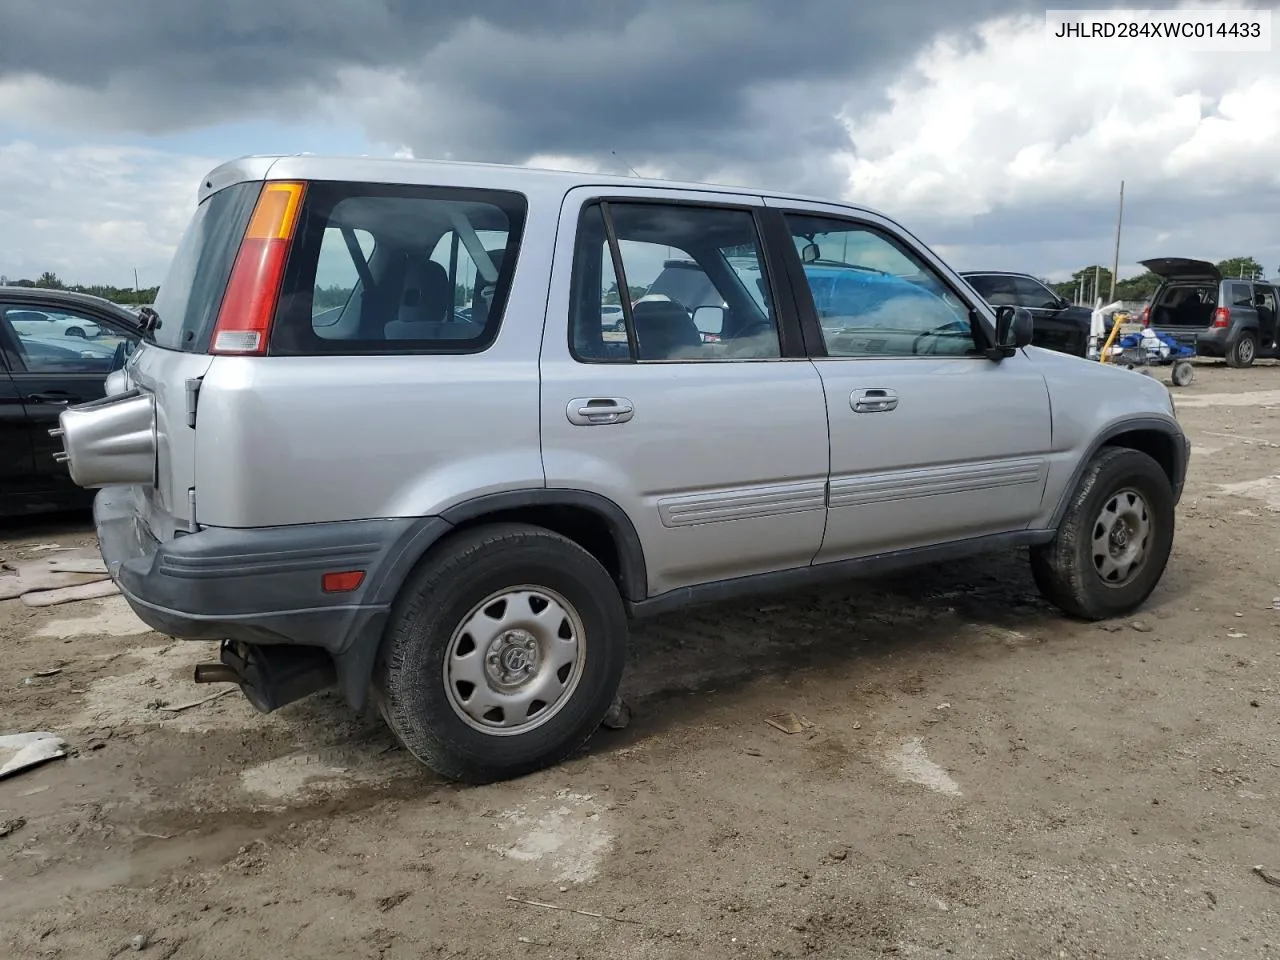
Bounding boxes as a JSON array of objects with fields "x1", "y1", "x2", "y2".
[{"x1": 54, "y1": 155, "x2": 1190, "y2": 783}]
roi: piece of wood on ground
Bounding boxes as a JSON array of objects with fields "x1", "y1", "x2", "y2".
[
  {"x1": 1254, "y1": 865, "x2": 1280, "y2": 888},
  {"x1": 764, "y1": 711, "x2": 815, "y2": 735},
  {"x1": 159, "y1": 688, "x2": 236, "y2": 713},
  {"x1": 1, "y1": 564, "x2": 108, "y2": 601},
  {"x1": 22, "y1": 579, "x2": 120, "y2": 607}
]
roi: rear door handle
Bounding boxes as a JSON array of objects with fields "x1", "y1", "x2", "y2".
[
  {"x1": 851, "y1": 388, "x2": 898, "y2": 413},
  {"x1": 567, "y1": 397, "x2": 634, "y2": 425},
  {"x1": 27, "y1": 392, "x2": 73, "y2": 406}
]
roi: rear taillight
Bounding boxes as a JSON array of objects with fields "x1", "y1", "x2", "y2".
[
  {"x1": 1139, "y1": 305, "x2": 1150, "y2": 326},
  {"x1": 1212, "y1": 307, "x2": 1229, "y2": 328},
  {"x1": 210, "y1": 181, "x2": 306, "y2": 355}
]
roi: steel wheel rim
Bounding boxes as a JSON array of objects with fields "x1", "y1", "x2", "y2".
[
  {"x1": 443, "y1": 585, "x2": 587, "y2": 736},
  {"x1": 1239, "y1": 338, "x2": 1255, "y2": 364},
  {"x1": 1091, "y1": 487, "x2": 1152, "y2": 587}
]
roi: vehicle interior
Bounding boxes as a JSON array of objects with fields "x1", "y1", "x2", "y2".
[
  {"x1": 1148, "y1": 283, "x2": 1218, "y2": 327},
  {"x1": 272, "y1": 191, "x2": 520, "y2": 354},
  {"x1": 570, "y1": 204, "x2": 782, "y2": 362}
]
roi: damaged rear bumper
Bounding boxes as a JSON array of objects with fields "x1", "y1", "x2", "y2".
[{"x1": 93, "y1": 485, "x2": 450, "y2": 712}]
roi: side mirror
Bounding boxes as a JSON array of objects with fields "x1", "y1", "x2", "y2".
[
  {"x1": 692, "y1": 305, "x2": 725, "y2": 336},
  {"x1": 993, "y1": 305, "x2": 1034, "y2": 356}
]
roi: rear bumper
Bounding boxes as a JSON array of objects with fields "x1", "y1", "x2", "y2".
[{"x1": 94, "y1": 486, "x2": 450, "y2": 709}]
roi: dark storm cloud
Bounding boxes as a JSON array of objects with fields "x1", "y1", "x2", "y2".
[{"x1": 0, "y1": 0, "x2": 1107, "y2": 184}]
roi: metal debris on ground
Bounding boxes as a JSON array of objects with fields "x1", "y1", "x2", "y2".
[
  {"x1": 0, "y1": 732, "x2": 69, "y2": 779},
  {"x1": 764, "y1": 712, "x2": 815, "y2": 735}
]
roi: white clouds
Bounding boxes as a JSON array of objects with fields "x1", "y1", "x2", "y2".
[
  {"x1": 2, "y1": 2, "x2": 1278, "y2": 287},
  {"x1": 0, "y1": 141, "x2": 215, "y2": 286},
  {"x1": 832, "y1": 5, "x2": 1280, "y2": 277},
  {"x1": 838, "y1": 9, "x2": 1280, "y2": 217}
]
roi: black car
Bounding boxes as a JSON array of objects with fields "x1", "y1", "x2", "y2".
[
  {"x1": 1, "y1": 287, "x2": 142, "y2": 518},
  {"x1": 960, "y1": 271, "x2": 1093, "y2": 357}
]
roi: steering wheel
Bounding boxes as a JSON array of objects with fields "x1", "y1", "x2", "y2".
[{"x1": 912, "y1": 319, "x2": 970, "y2": 355}]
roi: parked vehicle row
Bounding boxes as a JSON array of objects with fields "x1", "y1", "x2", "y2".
[{"x1": 51, "y1": 156, "x2": 1188, "y2": 784}]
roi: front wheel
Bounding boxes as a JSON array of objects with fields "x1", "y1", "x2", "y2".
[
  {"x1": 373, "y1": 523, "x2": 628, "y2": 783},
  {"x1": 1030, "y1": 447, "x2": 1175, "y2": 620},
  {"x1": 65, "y1": 326, "x2": 86, "y2": 338}
]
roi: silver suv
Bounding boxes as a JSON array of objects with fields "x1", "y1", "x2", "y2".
[{"x1": 54, "y1": 156, "x2": 1190, "y2": 783}]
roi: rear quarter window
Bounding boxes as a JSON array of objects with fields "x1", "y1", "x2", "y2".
[{"x1": 269, "y1": 182, "x2": 527, "y2": 356}]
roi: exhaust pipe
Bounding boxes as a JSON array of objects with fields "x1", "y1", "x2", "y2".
[{"x1": 193, "y1": 663, "x2": 240, "y2": 684}]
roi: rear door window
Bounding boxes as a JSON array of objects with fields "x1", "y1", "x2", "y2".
[
  {"x1": 1228, "y1": 282, "x2": 1254, "y2": 308},
  {"x1": 270, "y1": 182, "x2": 527, "y2": 355},
  {"x1": 1010, "y1": 276, "x2": 1061, "y2": 309}
]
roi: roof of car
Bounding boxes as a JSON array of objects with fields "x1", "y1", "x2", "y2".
[
  {"x1": 959, "y1": 270, "x2": 1039, "y2": 279},
  {"x1": 0, "y1": 286, "x2": 139, "y2": 320},
  {"x1": 200, "y1": 154, "x2": 893, "y2": 220}
]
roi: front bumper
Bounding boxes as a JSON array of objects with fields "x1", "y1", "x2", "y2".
[
  {"x1": 94, "y1": 486, "x2": 450, "y2": 709},
  {"x1": 1172, "y1": 430, "x2": 1191, "y2": 505}
]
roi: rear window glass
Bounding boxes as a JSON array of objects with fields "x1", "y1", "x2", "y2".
[
  {"x1": 150, "y1": 182, "x2": 260, "y2": 352},
  {"x1": 269, "y1": 182, "x2": 527, "y2": 356}
]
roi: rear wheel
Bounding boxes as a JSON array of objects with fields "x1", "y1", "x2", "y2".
[
  {"x1": 1171, "y1": 360, "x2": 1194, "y2": 387},
  {"x1": 1226, "y1": 332, "x2": 1256, "y2": 368},
  {"x1": 1030, "y1": 447, "x2": 1175, "y2": 621},
  {"x1": 373, "y1": 523, "x2": 628, "y2": 783}
]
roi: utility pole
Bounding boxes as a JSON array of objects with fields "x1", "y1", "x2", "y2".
[
  {"x1": 133, "y1": 268, "x2": 140, "y2": 304},
  {"x1": 1093, "y1": 265, "x2": 1101, "y2": 306},
  {"x1": 1109, "y1": 180, "x2": 1124, "y2": 302}
]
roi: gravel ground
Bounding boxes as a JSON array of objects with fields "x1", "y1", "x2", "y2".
[{"x1": 1, "y1": 361, "x2": 1278, "y2": 960}]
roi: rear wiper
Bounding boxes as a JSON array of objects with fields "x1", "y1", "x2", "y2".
[{"x1": 133, "y1": 306, "x2": 161, "y2": 342}]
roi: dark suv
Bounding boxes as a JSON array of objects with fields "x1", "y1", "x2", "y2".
[
  {"x1": 1139, "y1": 258, "x2": 1278, "y2": 367},
  {"x1": 960, "y1": 271, "x2": 1093, "y2": 358}
]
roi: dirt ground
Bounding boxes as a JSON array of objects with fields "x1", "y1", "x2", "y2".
[{"x1": 2, "y1": 361, "x2": 1278, "y2": 960}]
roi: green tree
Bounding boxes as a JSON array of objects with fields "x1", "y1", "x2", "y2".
[
  {"x1": 1215, "y1": 256, "x2": 1264, "y2": 280},
  {"x1": 36, "y1": 270, "x2": 64, "y2": 289}
]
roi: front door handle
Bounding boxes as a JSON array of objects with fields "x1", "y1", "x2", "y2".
[
  {"x1": 851, "y1": 388, "x2": 898, "y2": 413},
  {"x1": 567, "y1": 397, "x2": 635, "y2": 425},
  {"x1": 27, "y1": 392, "x2": 73, "y2": 406}
]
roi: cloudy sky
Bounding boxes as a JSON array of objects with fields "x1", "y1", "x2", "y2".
[{"x1": 1, "y1": 0, "x2": 1277, "y2": 290}]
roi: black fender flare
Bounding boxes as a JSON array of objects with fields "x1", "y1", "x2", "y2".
[
  {"x1": 335, "y1": 489, "x2": 648, "y2": 712},
  {"x1": 1046, "y1": 417, "x2": 1190, "y2": 530}
]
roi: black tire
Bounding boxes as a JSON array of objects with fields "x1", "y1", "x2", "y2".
[
  {"x1": 65, "y1": 326, "x2": 85, "y2": 338},
  {"x1": 1030, "y1": 447, "x2": 1175, "y2": 621},
  {"x1": 373, "y1": 523, "x2": 628, "y2": 783},
  {"x1": 1171, "y1": 361, "x2": 1194, "y2": 387},
  {"x1": 1226, "y1": 332, "x2": 1256, "y2": 368}
]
